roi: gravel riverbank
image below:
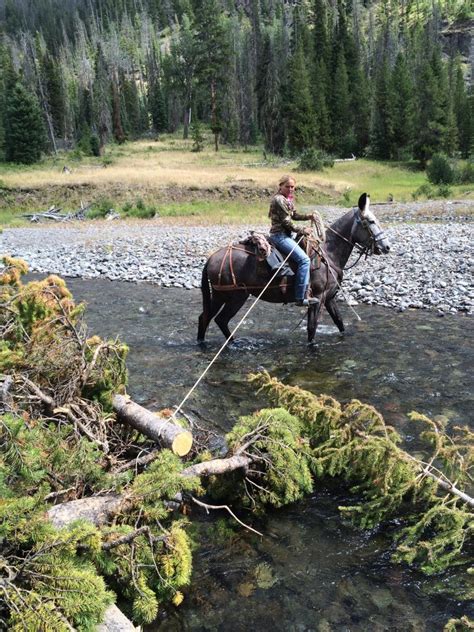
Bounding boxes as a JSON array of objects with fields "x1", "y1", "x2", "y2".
[{"x1": 1, "y1": 202, "x2": 473, "y2": 316}]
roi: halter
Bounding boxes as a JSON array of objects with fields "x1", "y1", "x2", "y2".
[{"x1": 326, "y1": 208, "x2": 386, "y2": 268}]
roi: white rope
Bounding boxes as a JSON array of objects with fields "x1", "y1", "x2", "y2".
[
  {"x1": 324, "y1": 253, "x2": 362, "y2": 322},
  {"x1": 171, "y1": 235, "x2": 305, "y2": 420}
]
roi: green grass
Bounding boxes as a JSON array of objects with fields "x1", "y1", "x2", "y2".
[{"x1": 0, "y1": 135, "x2": 472, "y2": 228}]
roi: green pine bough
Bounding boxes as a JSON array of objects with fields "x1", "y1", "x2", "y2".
[
  {"x1": 0, "y1": 259, "x2": 472, "y2": 629},
  {"x1": 247, "y1": 372, "x2": 473, "y2": 580}
]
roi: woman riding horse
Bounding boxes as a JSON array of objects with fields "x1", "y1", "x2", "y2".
[
  {"x1": 268, "y1": 175, "x2": 319, "y2": 307},
  {"x1": 197, "y1": 192, "x2": 391, "y2": 343}
]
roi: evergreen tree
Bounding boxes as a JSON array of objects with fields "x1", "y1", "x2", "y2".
[
  {"x1": 343, "y1": 17, "x2": 370, "y2": 155},
  {"x1": 257, "y1": 31, "x2": 285, "y2": 155},
  {"x1": 369, "y1": 56, "x2": 395, "y2": 159},
  {"x1": 413, "y1": 47, "x2": 452, "y2": 164},
  {"x1": 193, "y1": 0, "x2": 231, "y2": 151},
  {"x1": 164, "y1": 14, "x2": 198, "y2": 139},
  {"x1": 190, "y1": 117, "x2": 204, "y2": 151},
  {"x1": 149, "y1": 78, "x2": 168, "y2": 134},
  {"x1": 391, "y1": 53, "x2": 415, "y2": 159},
  {"x1": 285, "y1": 43, "x2": 316, "y2": 154},
  {"x1": 311, "y1": 0, "x2": 331, "y2": 150},
  {"x1": 330, "y1": 47, "x2": 352, "y2": 156},
  {"x1": 4, "y1": 81, "x2": 47, "y2": 164},
  {"x1": 122, "y1": 76, "x2": 141, "y2": 139},
  {"x1": 41, "y1": 52, "x2": 66, "y2": 139},
  {"x1": 92, "y1": 44, "x2": 112, "y2": 152},
  {"x1": 451, "y1": 56, "x2": 469, "y2": 158}
]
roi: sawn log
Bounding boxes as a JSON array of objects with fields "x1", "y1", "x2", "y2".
[{"x1": 112, "y1": 394, "x2": 193, "y2": 456}]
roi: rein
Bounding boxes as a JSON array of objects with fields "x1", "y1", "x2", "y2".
[{"x1": 325, "y1": 210, "x2": 377, "y2": 270}]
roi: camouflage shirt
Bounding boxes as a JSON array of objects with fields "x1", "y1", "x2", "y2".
[{"x1": 268, "y1": 194, "x2": 311, "y2": 236}]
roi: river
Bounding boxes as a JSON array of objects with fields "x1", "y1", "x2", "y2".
[{"x1": 62, "y1": 277, "x2": 473, "y2": 631}]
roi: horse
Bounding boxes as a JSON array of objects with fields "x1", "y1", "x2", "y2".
[{"x1": 197, "y1": 193, "x2": 391, "y2": 343}]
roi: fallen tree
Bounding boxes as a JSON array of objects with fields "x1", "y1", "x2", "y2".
[{"x1": 0, "y1": 258, "x2": 472, "y2": 630}]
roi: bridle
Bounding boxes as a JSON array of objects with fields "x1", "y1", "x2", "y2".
[{"x1": 326, "y1": 208, "x2": 386, "y2": 268}]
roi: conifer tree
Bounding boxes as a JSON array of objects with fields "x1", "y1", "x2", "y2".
[
  {"x1": 4, "y1": 81, "x2": 47, "y2": 164},
  {"x1": 164, "y1": 14, "x2": 198, "y2": 139},
  {"x1": 343, "y1": 18, "x2": 369, "y2": 155},
  {"x1": 92, "y1": 44, "x2": 112, "y2": 152},
  {"x1": 391, "y1": 53, "x2": 415, "y2": 159},
  {"x1": 257, "y1": 31, "x2": 285, "y2": 155},
  {"x1": 311, "y1": 0, "x2": 331, "y2": 150},
  {"x1": 41, "y1": 52, "x2": 66, "y2": 139},
  {"x1": 193, "y1": 0, "x2": 231, "y2": 151},
  {"x1": 285, "y1": 43, "x2": 316, "y2": 154},
  {"x1": 369, "y1": 55, "x2": 395, "y2": 159},
  {"x1": 122, "y1": 76, "x2": 141, "y2": 139},
  {"x1": 413, "y1": 46, "x2": 452, "y2": 164},
  {"x1": 149, "y1": 78, "x2": 168, "y2": 134},
  {"x1": 451, "y1": 56, "x2": 470, "y2": 158},
  {"x1": 330, "y1": 47, "x2": 352, "y2": 156}
]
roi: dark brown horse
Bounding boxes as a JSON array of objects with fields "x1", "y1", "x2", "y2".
[{"x1": 197, "y1": 193, "x2": 391, "y2": 343}]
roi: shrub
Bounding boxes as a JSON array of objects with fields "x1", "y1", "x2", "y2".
[
  {"x1": 437, "y1": 184, "x2": 452, "y2": 198},
  {"x1": 88, "y1": 198, "x2": 115, "y2": 219},
  {"x1": 122, "y1": 199, "x2": 157, "y2": 219},
  {"x1": 458, "y1": 159, "x2": 474, "y2": 184},
  {"x1": 412, "y1": 183, "x2": 434, "y2": 200},
  {"x1": 90, "y1": 134, "x2": 101, "y2": 157},
  {"x1": 426, "y1": 153, "x2": 455, "y2": 185},
  {"x1": 297, "y1": 148, "x2": 334, "y2": 171}
]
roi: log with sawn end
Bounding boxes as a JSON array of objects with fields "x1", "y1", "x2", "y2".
[{"x1": 112, "y1": 394, "x2": 193, "y2": 456}]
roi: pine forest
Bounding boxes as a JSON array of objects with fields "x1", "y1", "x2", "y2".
[{"x1": 0, "y1": 0, "x2": 473, "y2": 165}]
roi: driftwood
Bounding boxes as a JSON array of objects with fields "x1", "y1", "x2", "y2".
[
  {"x1": 22, "y1": 203, "x2": 90, "y2": 223},
  {"x1": 334, "y1": 153, "x2": 356, "y2": 162},
  {"x1": 112, "y1": 394, "x2": 193, "y2": 457}
]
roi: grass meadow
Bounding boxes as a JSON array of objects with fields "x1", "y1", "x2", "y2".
[{"x1": 0, "y1": 133, "x2": 472, "y2": 227}]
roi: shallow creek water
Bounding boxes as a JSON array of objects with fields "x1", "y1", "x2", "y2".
[{"x1": 61, "y1": 278, "x2": 473, "y2": 631}]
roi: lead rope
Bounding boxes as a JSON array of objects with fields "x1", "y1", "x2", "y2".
[
  {"x1": 311, "y1": 216, "x2": 362, "y2": 322},
  {"x1": 171, "y1": 235, "x2": 305, "y2": 420}
]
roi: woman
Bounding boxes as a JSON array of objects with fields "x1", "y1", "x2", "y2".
[{"x1": 268, "y1": 175, "x2": 319, "y2": 307}]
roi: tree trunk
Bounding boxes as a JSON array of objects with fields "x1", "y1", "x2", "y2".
[
  {"x1": 97, "y1": 605, "x2": 139, "y2": 631},
  {"x1": 112, "y1": 394, "x2": 193, "y2": 456},
  {"x1": 182, "y1": 455, "x2": 251, "y2": 478},
  {"x1": 47, "y1": 494, "x2": 125, "y2": 529}
]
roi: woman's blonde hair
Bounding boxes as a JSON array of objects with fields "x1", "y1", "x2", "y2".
[{"x1": 279, "y1": 174, "x2": 296, "y2": 187}]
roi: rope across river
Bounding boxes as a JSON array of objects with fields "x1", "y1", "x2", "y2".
[{"x1": 171, "y1": 218, "x2": 362, "y2": 421}]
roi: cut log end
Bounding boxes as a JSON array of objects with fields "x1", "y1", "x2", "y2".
[{"x1": 172, "y1": 431, "x2": 193, "y2": 456}]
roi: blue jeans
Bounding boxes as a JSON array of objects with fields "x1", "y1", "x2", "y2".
[{"x1": 269, "y1": 232, "x2": 310, "y2": 302}]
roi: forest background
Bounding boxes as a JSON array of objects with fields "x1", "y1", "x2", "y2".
[{"x1": 0, "y1": 0, "x2": 473, "y2": 213}]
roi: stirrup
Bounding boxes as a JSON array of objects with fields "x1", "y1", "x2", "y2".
[{"x1": 295, "y1": 297, "x2": 319, "y2": 307}]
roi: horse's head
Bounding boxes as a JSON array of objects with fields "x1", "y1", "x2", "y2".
[{"x1": 351, "y1": 193, "x2": 391, "y2": 255}]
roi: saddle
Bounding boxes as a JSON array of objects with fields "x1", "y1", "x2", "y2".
[{"x1": 239, "y1": 233, "x2": 294, "y2": 278}]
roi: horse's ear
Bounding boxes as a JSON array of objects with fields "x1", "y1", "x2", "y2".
[{"x1": 358, "y1": 193, "x2": 370, "y2": 215}]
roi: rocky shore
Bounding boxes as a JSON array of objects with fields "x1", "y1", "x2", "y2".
[{"x1": 1, "y1": 202, "x2": 473, "y2": 316}]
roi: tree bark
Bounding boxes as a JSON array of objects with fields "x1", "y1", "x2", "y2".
[
  {"x1": 112, "y1": 394, "x2": 193, "y2": 456},
  {"x1": 182, "y1": 455, "x2": 251, "y2": 478},
  {"x1": 96, "y1": 605, "x2": 140, "y2": 631},
  {"x1": 47, "y1": 494, "x2": 125, "y2": 529}
]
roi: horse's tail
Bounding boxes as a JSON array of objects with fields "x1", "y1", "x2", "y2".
[{"x1": 201, "y1": 261, "x2": 212, "y2": 315}]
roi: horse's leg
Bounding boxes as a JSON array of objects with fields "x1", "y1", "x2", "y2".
[
  {"x1": 307, "y1": 303, "x2": 320, "y2": 343},
  {"x1": 325, "y1": 297, "x2": 345, "y2": 333},
  {"x1": 197, "y1": 294, "x2": 226, "y2": 342},
  {"x1": 214, "y1": 292, "x2": 248, "y2": 341}
]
